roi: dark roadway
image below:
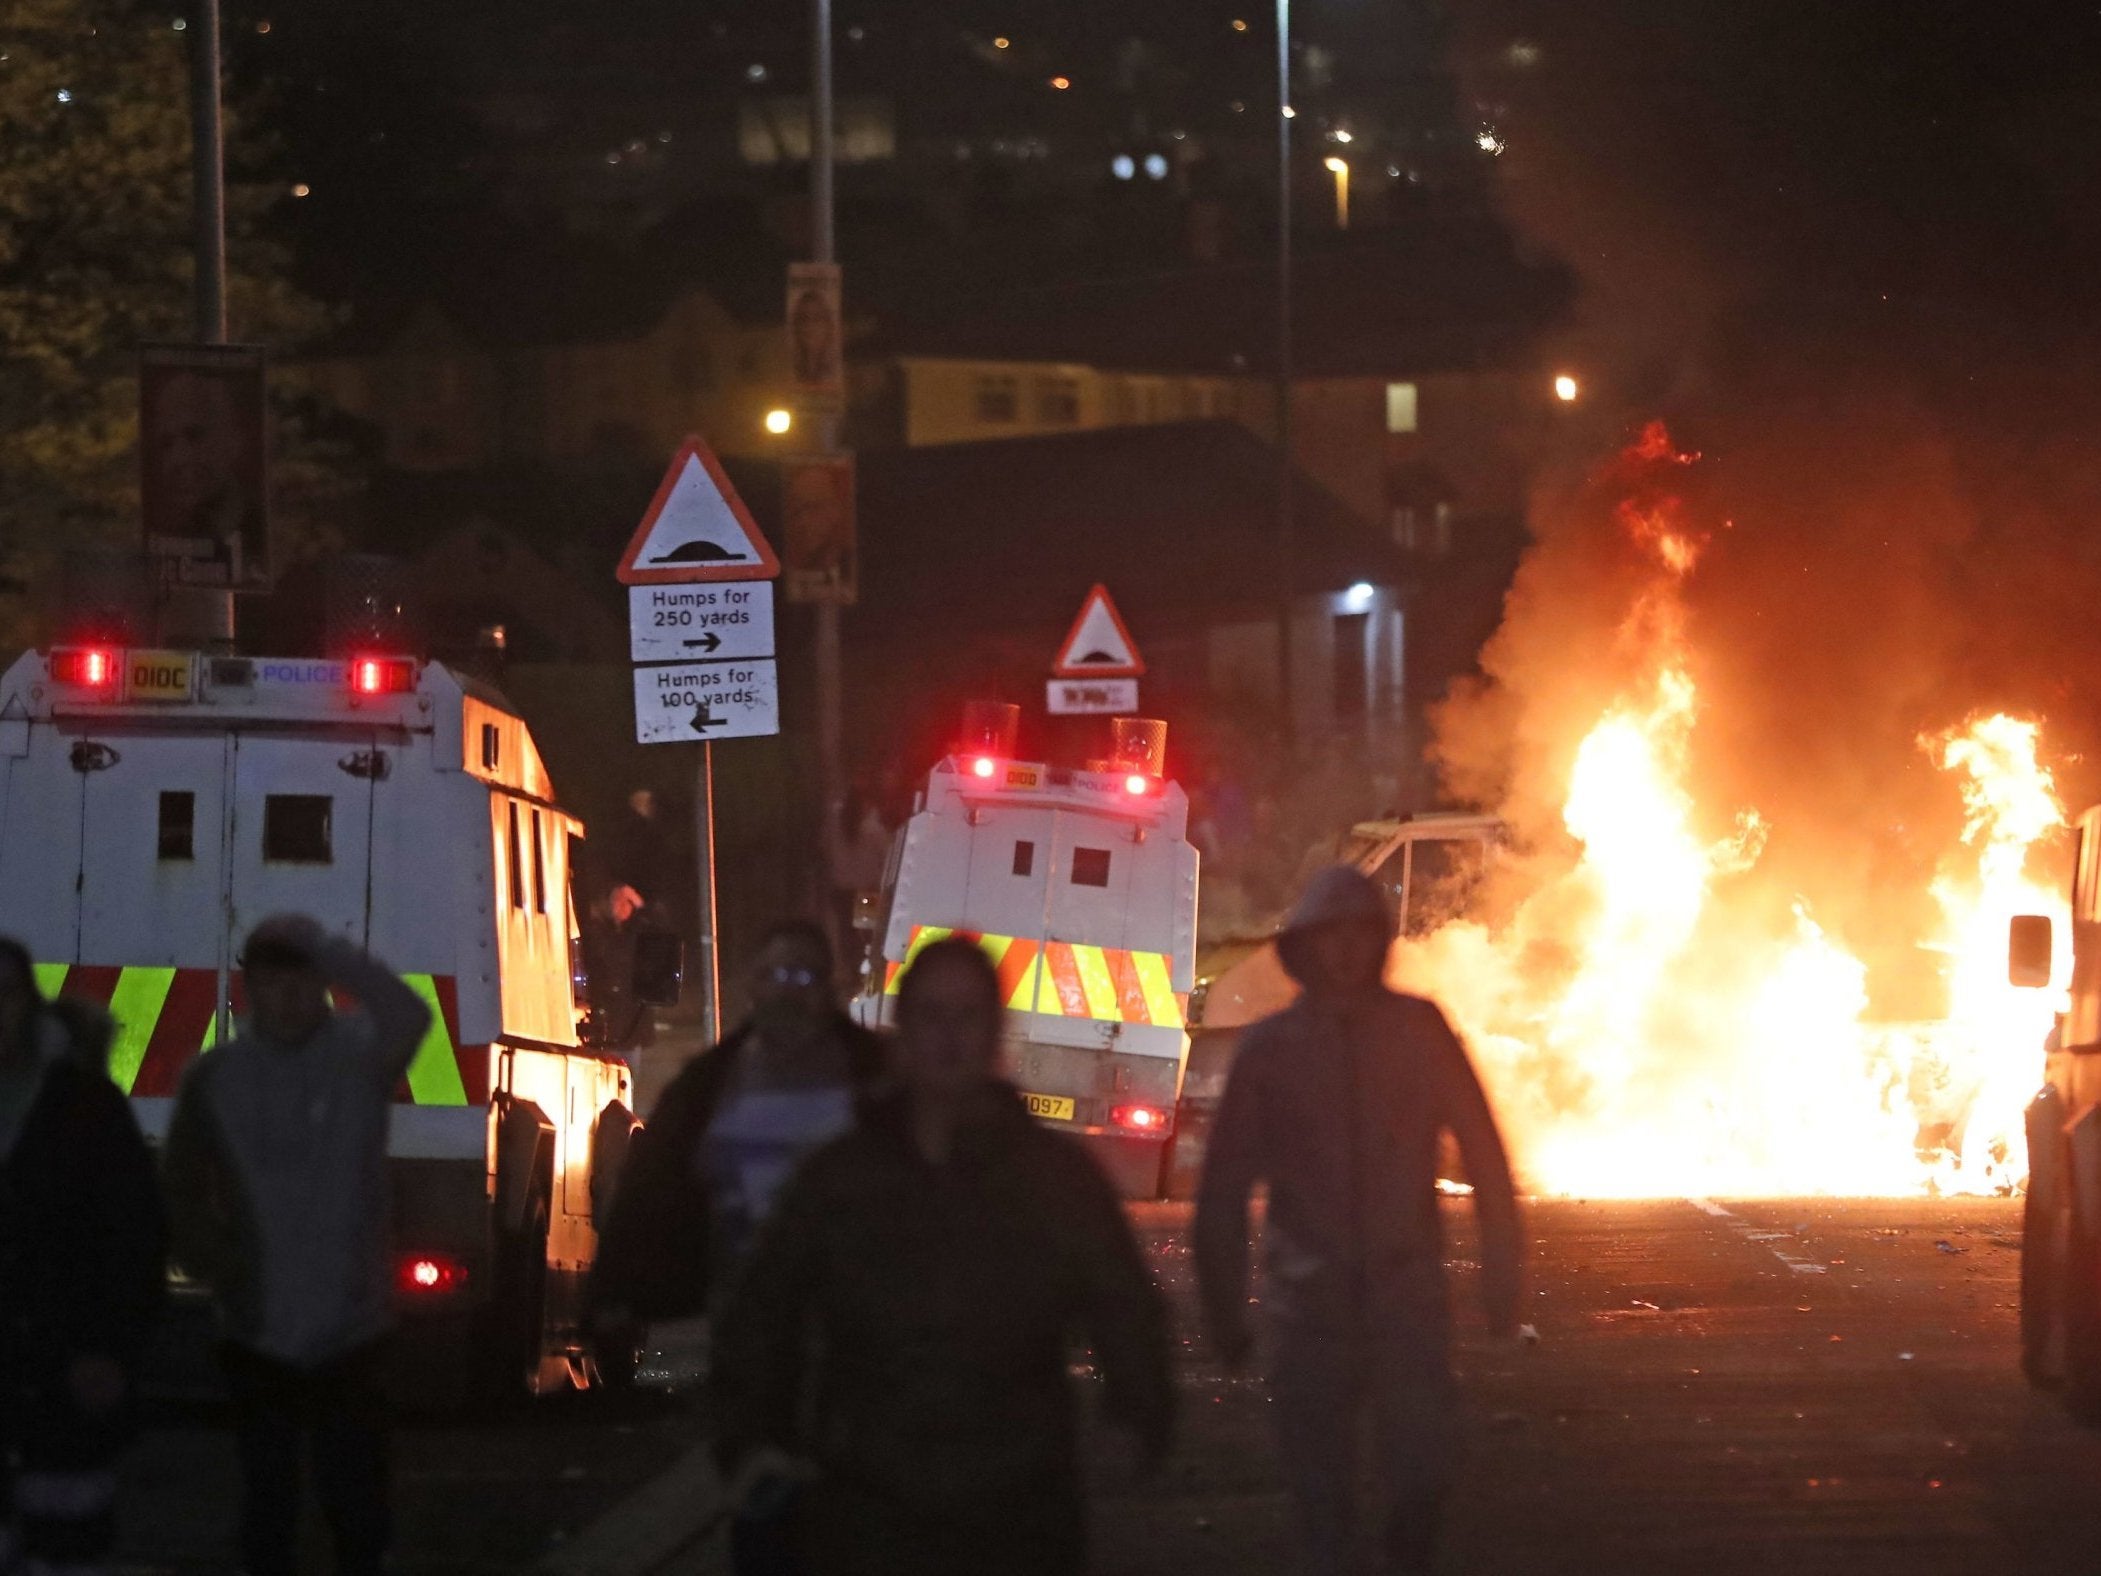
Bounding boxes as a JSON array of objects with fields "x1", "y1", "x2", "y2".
[{"x1": 114, "y1": 1197, "x2": 2101, "y2": 1574}]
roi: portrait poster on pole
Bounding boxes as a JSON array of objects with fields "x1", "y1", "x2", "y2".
[
  {"x1": 786, "y1": 261, "x2": 845, "y2": 409},
  {"x1": 140, "y1": 341, "x2": 271, "y2": 589},
  {"x1": 782, "y1": 452, "x2": 857, "y2": 606}
]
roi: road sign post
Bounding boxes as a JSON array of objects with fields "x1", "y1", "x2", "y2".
[{"x1": 619, "y1": 436, "x2": 784, "y2": 1041}]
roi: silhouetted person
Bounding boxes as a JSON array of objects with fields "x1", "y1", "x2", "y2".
[
  {"x1": 1195, "y1": 867, "x2": 1523, "y2": 1576},
  {"x1": 592, "y1": 920, "x2": 884, "y2": 1328},
  {"x1": 712, "y1": 937, "x2": 1172, "y2": 1576},
  {"x1": 593, "y1": 919, "x2": 883, "y2": 1573},
  {"x1": 164, "y1": 916, "x2": 431, "y2": 1576},
  {"x1": 0, "y1": 939, "x2": 165, "y2": 1576}
]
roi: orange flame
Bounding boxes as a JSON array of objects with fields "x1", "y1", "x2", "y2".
[{"x1": 1396, "y1": 426, "x2": 2065, "y2": 1198}]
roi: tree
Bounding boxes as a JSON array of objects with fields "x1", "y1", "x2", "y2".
[{"x1": 0, "y1": 0, "x2": 323, "y2": 633}]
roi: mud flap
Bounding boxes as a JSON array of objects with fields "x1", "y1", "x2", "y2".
[
  {"x1": 2060, "y1": 1104, "x2": 2101, "y2": 1423},
  {"x1": 2022, "y1": 1087, "x2": 2066, "y2": 1385}
]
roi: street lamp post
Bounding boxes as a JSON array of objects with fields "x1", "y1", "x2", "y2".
[
  {"x1": 185, "y1": 0, "x2": 235, "y2": 646},
  {"x1": 1275, "y1": 0, "x2": 1295, "y2": 742},
  {"x1": 810, "y1": 0, "x2": 845, "y2": 948}
]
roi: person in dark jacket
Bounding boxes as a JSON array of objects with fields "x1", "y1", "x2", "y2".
[
  {"x1": 711, "y1": 937, "x2": 1174, "y2": 1576},
  {"x1": 1194, "y1": 866, "x2": 1524, "y2": 1576},
  {"x1": 0, "y1": 939, "x2": 167, "y2": 1576},
  {"x1": 591, "y1": 920, "x2": 886, "y2": 1330}
]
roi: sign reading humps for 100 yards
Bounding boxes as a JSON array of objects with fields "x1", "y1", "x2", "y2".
[{"x1": 632, "y1": 660, "x2": 780, "y2": 744}]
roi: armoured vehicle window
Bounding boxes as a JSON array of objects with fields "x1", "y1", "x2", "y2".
[
  {"x1": 1013, "y1": 840, "x2": 1035, "y2": 877},
  {"x1": 507, "y1": 802, "x2": 525, "y2": 910},
  {"x1": 1071, "y1": 847, "x2": 1111, "y2": 887},
  {"x1": 263, "y1": 795, "x2": 332, "y2": 864},
  {"x1": 158, "y1": 791, "x2": 195, "y2": 861}
]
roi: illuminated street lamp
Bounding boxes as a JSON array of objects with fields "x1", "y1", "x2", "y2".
[
  {"x1": 764, "y1": 407, "x2": 794, "y2": 435},
  {"x1": 1553, "y1": 374, "x2": 1579, "y2": 403},
  {"x1": 1324, "y1": 155, "x2": 1350, "y2": 230}
]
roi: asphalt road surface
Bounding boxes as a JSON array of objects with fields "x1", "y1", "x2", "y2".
[{"x1": 111, "y1": 1196, "x2": 2101, "y2": 1573}]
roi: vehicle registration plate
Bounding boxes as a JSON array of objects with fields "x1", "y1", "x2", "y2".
[{"x1": 1022, "y1": 1091, "x2": 1076, "y2": 1122}]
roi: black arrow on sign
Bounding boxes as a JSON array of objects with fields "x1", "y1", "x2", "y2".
[
  {"x1": 682, "y1": 632, "x2": 722, "y2": 653},
  {"x1": 690, "y1": 702, "x2": 725, "y2": 734}
]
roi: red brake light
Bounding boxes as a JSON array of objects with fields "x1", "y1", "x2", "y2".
[
  {"x1": 50, "y1": 647, "x2": 117, "y2": 688},
  {"x1": 396, "y1": 1252, "x2": 469, "y2": 1296},
  {"x1": 1111, "y1": 1103, "x2": 1168, "y2": 1133},
  {"x1": 351, "y1": 656, "x2": 416, "y2": 696},
  {"x1": 970, "y1": 755, "x2": 998, "y2": 780}
]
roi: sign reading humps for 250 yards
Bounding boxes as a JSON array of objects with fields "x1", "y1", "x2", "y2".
[{"x1": 628, "y1": 584, "x2": 775, "y2": 663}]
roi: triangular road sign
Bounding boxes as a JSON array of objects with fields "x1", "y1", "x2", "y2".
[
  {"x1": 1052, "y1": 584, "x2": 1145, "y2": 678},
  {"x1": 617, "y1": 437, "x2": 780, "y2": 585}
]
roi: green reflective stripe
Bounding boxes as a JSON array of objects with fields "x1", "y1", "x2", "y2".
[
  {"x1": 199, "y1": 1005, "x2": 220, "y2": 1054},
  {"x1": 32, "y1": 963, "x2": 68, "y2": 1000},
  {"x1": 104, "y1": 967, "x2": 176, "y2": 1093},
  {"x1": 402, "y1": 975, "x2": 466, "y2": 1106}
]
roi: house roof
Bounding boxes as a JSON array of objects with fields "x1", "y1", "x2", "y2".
[
  {"x1": 835, "y1": 419, "x2": 1404, "y2": 633},
  {"x1": 866, "y1": 221, "x2": 1572, "y2": 379}
]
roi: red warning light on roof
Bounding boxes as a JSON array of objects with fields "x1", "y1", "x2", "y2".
[
  {"x1": 350, "y1": 656, "x2": 416, "y2": 696},
  {"x1": 50, "y1": 647, "x2": 116, "y2": 688},
  {"x1": 970, "y1": 755, "x2": 999, "y2": 780},
  {"x1": 1124, "y1": 773, "x2": 1150, "y2": 796}
]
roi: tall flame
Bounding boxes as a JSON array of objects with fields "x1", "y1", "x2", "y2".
[{"x1": 1397, "y1": 425, "x2": 2068, "y2": 1198}]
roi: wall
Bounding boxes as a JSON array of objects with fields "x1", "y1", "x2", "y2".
[{"x1": 898, "y1": 358, "x2": 1251, "y2": 448}]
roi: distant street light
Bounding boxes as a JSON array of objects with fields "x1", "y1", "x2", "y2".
[
  {"x1": 1324, "y1": 155, "x2": 1350, "y2": 229},
  {"x1": 764, "y1": 407, "x2": 794, "y2": 435},
  {"x1": 1554, "y1": 374, "x2": 1580, "y2": 403}
]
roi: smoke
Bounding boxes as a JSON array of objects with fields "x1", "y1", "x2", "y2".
[{"x1": 1431, "y1": 3, "x2": 2101, "y2": 1019}]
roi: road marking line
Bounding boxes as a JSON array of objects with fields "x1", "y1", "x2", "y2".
[{"x1": 1686, "y1": 1198, "x2": 1828, "y2": 1274}]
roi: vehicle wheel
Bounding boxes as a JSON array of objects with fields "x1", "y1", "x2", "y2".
[{"x1": 2021, "y1": 1188, "x2": 2063, "y2": 1388}]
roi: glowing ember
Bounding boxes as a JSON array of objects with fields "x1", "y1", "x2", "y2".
[{"x1": 1393, "y1": 425, "x2": 2068, "y2": 1199}]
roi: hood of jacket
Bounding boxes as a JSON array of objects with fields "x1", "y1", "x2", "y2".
[{"x1": 1275, "y1": 866, "x2": 1393, "y2": 986}]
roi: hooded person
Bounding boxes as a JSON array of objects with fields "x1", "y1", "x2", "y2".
[{"x1": 1193, "y1": 866, "x2": 1523, "y2": 1576}]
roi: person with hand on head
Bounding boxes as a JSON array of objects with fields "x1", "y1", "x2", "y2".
[
  {"x1": 1194, "y1": 866, "x2": 1523, "y2": 1576},
  {"x1": 162, "y1": 915, "x2": 432, "y2": 1576},
  {"x1": 710, "y1": 937, "x2": 1173, "y2": 1576},
  {"x1": 0, "y1": 939, "x2": 166, "y2": 1576}
]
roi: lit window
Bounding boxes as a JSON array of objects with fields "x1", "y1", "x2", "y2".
[{"x1": 1385, "y1": 382, "x2": 1418, "y2": 434}]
